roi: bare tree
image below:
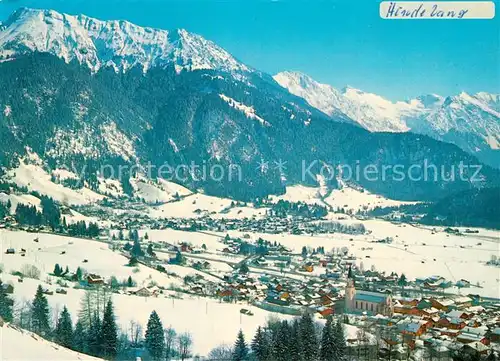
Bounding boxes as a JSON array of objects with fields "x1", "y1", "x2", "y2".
[
  {"x1": 208, "y1": 344, "x2": 233, "y2": 360},
  {"x1": 14, "y1": 299, "x2": 32, "y2": 330},
  {"x1": 78, "y1": 287, "x2": 111, "y2": 329},
  {"x1": 178, "y1": 332, "x2": 193, "y2": 361},
  {"x1": 51, "y1": 304, "x2": 61, "y2": 330},
  {"x1": 20, "y1": 264, "x2": 41, "y2": 280},
  {"x1": 129, "y1": 320, "x2": 143, "y2": 347},
  {"x1": 164, "y1": 326, "x2": 177, "y2": 360}
]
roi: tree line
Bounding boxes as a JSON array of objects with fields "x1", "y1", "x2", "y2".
[
  {"x1": 7, "y1": 195, "x2": 100, "y2": 237},
  {"x1": 0, "y1": 280, "x2": 194, "y2": 360},
  {"x1": 227, "y1": 313, "x2": 346, "y2": 361}
]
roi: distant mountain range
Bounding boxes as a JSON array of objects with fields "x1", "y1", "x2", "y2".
[
  {"x1": 274, "y1": 72, "x2": 500, "y2": 168},
  {"x1": 0, "y1": 8, "x2": 498, "y2": 204}
]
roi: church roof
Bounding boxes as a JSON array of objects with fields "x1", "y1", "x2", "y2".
[{"x1": 355, "y1": 291, "x2": 388, "y2": 304}]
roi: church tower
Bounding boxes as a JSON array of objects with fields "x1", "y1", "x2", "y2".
[{"x1": 345, "y1": 265, "x2": 356, "y2": 313}]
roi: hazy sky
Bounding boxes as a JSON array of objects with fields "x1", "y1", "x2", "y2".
[{"x1": 0, "y1": 0, "x2": 498, "y2": 100}]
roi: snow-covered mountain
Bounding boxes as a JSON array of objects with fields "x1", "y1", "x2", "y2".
[
  {"x1": 273, "y1": 71, "x2": 426, "y2": 132},
  {"x1": 0, "y1": 7, "x2": 498, "y2": 201},
  {"x1": 0, "y1": 7, "x2": 251, "y2": 74},
  {"x1": 274, "y1": 71, "x2": 500, "y2": 166}
]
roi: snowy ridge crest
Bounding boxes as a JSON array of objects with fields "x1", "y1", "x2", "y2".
[
  {"x1": 0, "y1": 7, "x2": 251, "y2": 74},
  {"x1": 274, "y1": 71, "x2": 500, "y2": 152}
]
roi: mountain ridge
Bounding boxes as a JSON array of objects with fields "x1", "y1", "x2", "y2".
[
  {"x1": 0, "y1": 8, "x2": 498, "y2": 202},
  {"x1": 274, "y1": 71, "x2": 500, "y2": 167},
  {"x1": 0, "y1": 7, "x2": 251, "y2": 75}
]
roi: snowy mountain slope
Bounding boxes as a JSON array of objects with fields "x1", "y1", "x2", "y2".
[
  {"x1": 0, "y1": 8, "x2": 498, "y2": 201},
  {"x1": 408, "y1": 92, "x2": 500, "y2": 149},
  {"x1": 6, "y1": 160, "x2": 104, "y2": 205},
  {"x1": 0, "y1": 323, "x2": 103, "y2": 360},
  {"x1": 273, "y1": 71, "x2": 421, "y2": 132},
  {"x1": 274, "y1": 71, "x2": 500, "y2": 166},
  {"x1": 0, "y1": 8, "x2": 251, "y2": 74}
]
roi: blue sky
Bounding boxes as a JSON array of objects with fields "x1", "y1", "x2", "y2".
[{"x1": 0, "y1": 0, "x2": 498, "y2": 100}]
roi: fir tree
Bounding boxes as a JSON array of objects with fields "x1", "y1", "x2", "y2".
[
  {"x1": 289, "y1": 319, "x2": 304, "y2": 361},
  {"x1": 147, "y1": 243, "x2": 154, "y2": 256},
  {"x1": 87, "y1": 312, "x2": 102, "y2": 357},
  {"x1": 100, "y1": 299, "x2": 118, "y2": 360},
  {"x1": 31, "y1": 285, "x2": 50, "y2": 335},
  {"x1": 272, "y1": 321, "x2": 291, "y2": 361},
  {"x1": 55, "y1": 306, "x2": 73, "y2": 348},
  {"x1": 233, "y1": 329, "x2": 248, "y2": 361},
  {"x1": 76, "y1": 267, "x2": 83, "y2": 281},
  {"x1": 333, "y1": 319, "x2": 346, "y2": 360},
  {"x1": 0, "y1": 280, "x2": 14, "y2": 322},
  {"x1": 127, "y1": 276, "x2": 134, "y2": 287},
  {"x1": 73, "y1": 320, "x2": 86, "y2": 353},
  {"x1": 53, "y1": 263, "x2": 62, "y2": 276},
  {"x1": 145, "y1": 310, "x2": 165, "y2": 360},
  {"x1": 301, "y1": 246, "x2": 308, "y2": 258},
  {"x1": 300, "y1": 312, "x2": 318, "y2": 361},
  {"x1": 251, "y1": 326, "x2": 270, "y2": 361},
  {"x1": 319, "y1": 317, "x2": 335, "y2": 361},
  {"x1": 128, "y1": 256, "x2": 139, "y2": 266}
]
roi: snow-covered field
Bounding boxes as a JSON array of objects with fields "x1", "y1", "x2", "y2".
[
  {"x1": 0, "y1": 323, "x2": 103, "y2": 360},
  {"x1": 270, "y1": 183, "x2": 414, "y2": 212},
  {"x1": 0, "y1": 230, "x2": 181, "y2": 289},
  {"x1": 6, "y1": 161, "x2": 103, "y2": 206},
  {"x1": 0, "y1": 230, "x2": 290, "y2": 356},
  {"x1": 1, "y1": 273, "x2": 290, "y2": 357},
  {"x1": 0, "y1": 178, "x2": 498, "y2": 357},
  {"x1": 214, "y1": 220, "x2": 499, "y2": 298},
  {"x1": 123, "y1": 215, "x2": 499, "y2": 299},
  {"x1": 324, "y1": 186, "x2": 416, "y2": 212},
  {"x1": 149, "y1": 193, "x2": 233, "y2": 218},
  {"x1": 270, "y1": 184, "x2": 327, "y2": 206}
]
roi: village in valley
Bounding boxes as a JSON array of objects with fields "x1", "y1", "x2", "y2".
[{"x1": 1, "y1": 179, "x2": 499, "y2": 360}]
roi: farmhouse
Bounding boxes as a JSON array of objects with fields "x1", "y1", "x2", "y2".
[{"x1": 87, "y1": 274, "x2": 104, "y2": 285}]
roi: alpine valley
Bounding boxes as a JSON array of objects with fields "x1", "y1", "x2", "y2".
[
  {"x1": 1, "y1": 6, "x2": 500, "y2": 361},
  {"x1": 0, "y1": 7, "x2": 498, "y2": 221}
]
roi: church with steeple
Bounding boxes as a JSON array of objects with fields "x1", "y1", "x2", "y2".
[{"x1": 344, "y1": 266, "x2": 394, "y2": 316}]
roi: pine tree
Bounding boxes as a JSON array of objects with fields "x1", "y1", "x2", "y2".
[
  {"x1": 147, "y1": 243, "x2": 154, "y2": 256},
  {"x1": 53, "y1": 263, "x2": 62, "y2": 276},
  {"x1": 145, "y1": 310, "x2": 165, "y2": 360},
  {"x1": 73, "y1": 320, "x2": 86, "y2": 352},
  {"x1": 100, "y1": 299, "x2": 118, "y2": 360},
  {"x1": 55, "y1": 306, "x2": 73, "y2": 348},
  {"x1": 87, "y1": 312, "x2": 102, "y2": 357},
  {"x1": 0, "y1": 280, "x2": 14, "y2": 322},
  {"x1": 76, "y1": 267, "x2": 83, "y2": 281},
  {"x1": 301, "y1": 246, "x2": 308, "y2": 258},
  {"x1": 272, "y1": 321, "x2": 291, "y2": 361},
  {"x1": 127, "y1": 276, "x2": 134, "y2": 287},
  {"x1": 289, "y1": 319, "x2": 304, "y2": 361},
  {"x1": 319, "y1": 317, "x2": 335, "y2": 361},
  {"x1": 300, "y1": 312, "x2": 319, "y2": 361},
  {"x1": 251, "y1": 326, "x2": 270, "y2": 361},
  {"x1": 333, "y1": 319, "x2": 346, "y2": 360},
  {"x1": 233, "y1": 329, "x2": 248, "y2": 361},
  {"x1": 31, "y1": 285, "x2": 50, "y2": 335}
]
